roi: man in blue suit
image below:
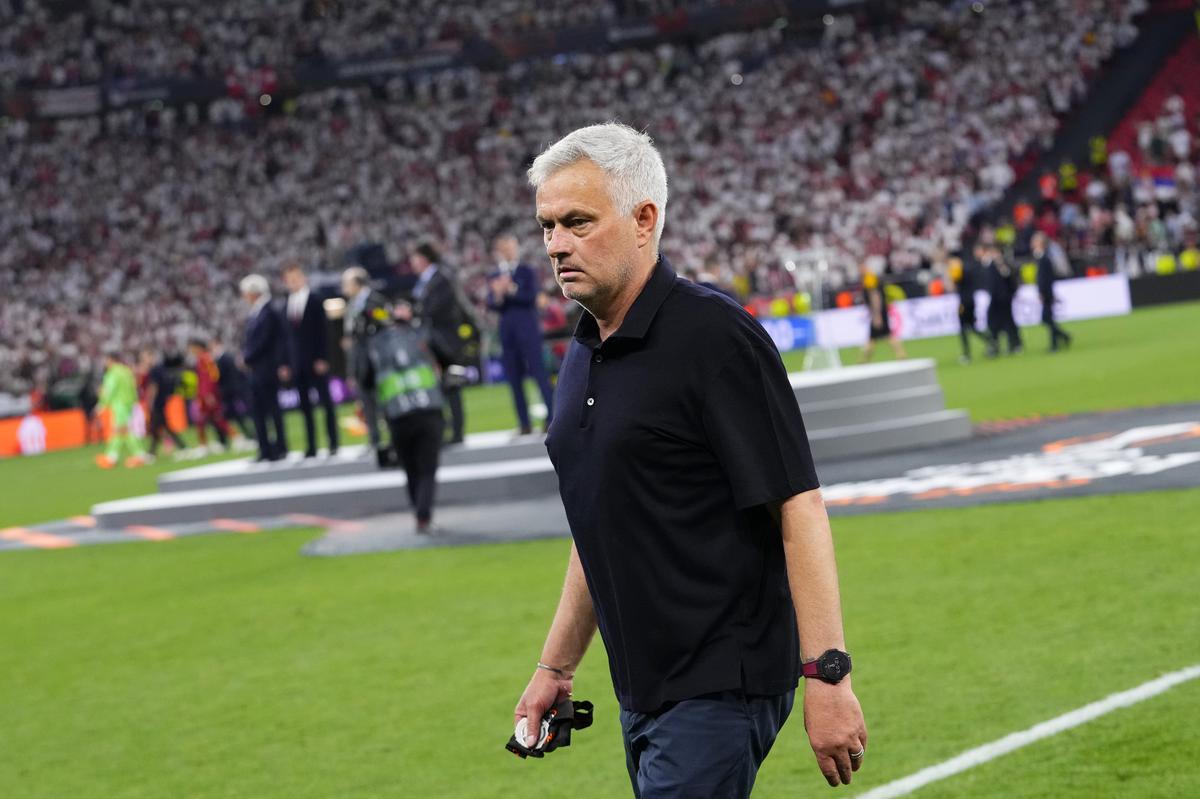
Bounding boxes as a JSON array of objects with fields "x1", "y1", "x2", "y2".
[
  {"x1": 282, "y1": 264, "x2": 339, "y2": 457},
  {"x1": 240, "y1": 274, "x2": 289, "y2": 462},
  {"x1": 487, "y1": 234, "x2": 554, "y2": 435}
]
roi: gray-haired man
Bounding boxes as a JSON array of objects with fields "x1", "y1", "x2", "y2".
[
  {"x1": 511, "y1": 123, "x2": 867, "y2": 796},
  {"x1": 240, "y1": 274, "x2": 289, "y2": 462}
]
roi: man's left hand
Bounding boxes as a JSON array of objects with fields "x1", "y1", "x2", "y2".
[{"x1": 804, "y1": 680, "x2": 867, "y2": 787}]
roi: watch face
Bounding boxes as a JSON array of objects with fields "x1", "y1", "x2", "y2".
[{"x1": 819, "y1": 651, "x2": 851, "y2": 683}]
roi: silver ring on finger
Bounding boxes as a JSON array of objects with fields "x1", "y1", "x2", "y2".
[{"x1": 850, "y1": 748, "x2": 865, "y2": 759}]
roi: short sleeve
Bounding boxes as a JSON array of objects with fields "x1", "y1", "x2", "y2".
[{"x1": 701, "y1": 341, "x2": 820, "y2": 509}]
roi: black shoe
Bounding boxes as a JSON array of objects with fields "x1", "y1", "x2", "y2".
[
  {"x1": 304, "y1": 449, "x2": 318, "y2": 459},
  {"x1": 518, "y1": 425, "x2": 533, "y2": 436}
]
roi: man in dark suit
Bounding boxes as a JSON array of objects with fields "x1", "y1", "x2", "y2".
[
  {"x1": 282, "y1": 264, "x2": 339, "y2": 457},
  {"x1": 976, "y1": 243, "x2": 1023, "y2": 357},
  {"x1": 341, "y1": 266, "x2": 391, "y2": 453},
  {"x1": 488, "y1": 234, "x2": 554, "y2": 435},
  {"x1": 411, "y1": 242, "x2": 467, "y2": 444},
  {"x1": 1031, "y1": 233, "x2": 1073, "y2": 352},
  {"x1": 950, "y1": 257, "x2": 991, "y2": 364},
  {"x1": 214, "y1": 339, "x2": 254, "y2": 440},
  {"x1": 240, "y1": 274, "x2": 289, "y2": 461}
]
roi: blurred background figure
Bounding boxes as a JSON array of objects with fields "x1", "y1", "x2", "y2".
[
  {"x1": 214, "y1": 340, "x2": 254, "y2": 443},
  {"x1": 342, "y1": 266, "x2": 391, "y2": 456},
  {"x1": 282, "y1": 264, "x2": 339, "y2": 458},
  {"x1": 372, "y1": 303, "x2": 445, "y2": 534},
  {"x1": 978, "y1": 243, "x2": 1023, "y2": 357},
  {"x1": 77, "y1": 369, "x2": 102, "y2": 445},
  {"x1": 859, "y1": 271, "x2": 906, "y2": 363},
  {"x1": 487, "y1": 234, "x2": 554, "y2": 436},
  {"x1": 410, "y1": 243, "x2": 468, "y2": 445},
  {"x1": 240, "y1": 274, "x2": 288, "y2": 462},
  {"x1": 139, "y1": 348, "x2": 187, "y2": 460},
  {"x1": 187, "y1": 338, "x2": 231, "y2": 454},
  {"x1": 950, "y1": 257, "x2": 991, "y2": 364},
  {"x1": 95, "y1": 351, "x2": 144, "y2": 470},
  {"x1": 1032, "y1": 233, "x2": 1075, "y2": 353}
]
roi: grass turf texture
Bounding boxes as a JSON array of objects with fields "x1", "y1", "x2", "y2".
[
  {"x1": 1, "y1": 489, "x2": 1197, "y2": 798},
  {"x1": 2, "y1": 302, "x2": 1197, "y2": 529}
]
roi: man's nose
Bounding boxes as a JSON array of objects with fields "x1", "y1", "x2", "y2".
[{"x1": 546, "y1": 226, "x2": 573, "y2": 261}]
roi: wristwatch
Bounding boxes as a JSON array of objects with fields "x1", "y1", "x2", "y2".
[{"x1": 801, "y1": 649, "x2": 852, "y2": 684}]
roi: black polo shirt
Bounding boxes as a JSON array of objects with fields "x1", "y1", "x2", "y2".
[{"x1": 545, "y1": 256, "x2": 820, "y2": 713}]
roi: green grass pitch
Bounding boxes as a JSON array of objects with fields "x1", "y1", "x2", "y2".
[{"x1": 1, "y1": 490, "x2": 1197, "y2": 798}]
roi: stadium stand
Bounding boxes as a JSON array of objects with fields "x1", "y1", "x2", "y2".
[
  {"x1": 992, "y1": 13, "x2": 1199, "y2": 276},
  {"x1": 0, "y1": 1, "x2": 1152, "y2": 397}
]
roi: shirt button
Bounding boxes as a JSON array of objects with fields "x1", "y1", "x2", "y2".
[
  {"x1": 593, "y1": 352, "x2": 603, "y2": 363},
  {"x1": 586, "y1": 397, "x2": 595, "y2": 406}
]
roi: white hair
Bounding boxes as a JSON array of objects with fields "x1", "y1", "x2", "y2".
[
  {"x1": 342, "y1": 266, "x2": 369, "y2": 287},
  {"x1": 239, "y1": 274, "x2": 270, "y2": 297},
  {"x1": 528, "y1": 122, "x2": 668, "y2": 248}
]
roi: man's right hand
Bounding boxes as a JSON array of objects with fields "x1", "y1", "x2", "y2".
[{"x1": 513, "y1": 668, "x2": 573, "y2": 748}]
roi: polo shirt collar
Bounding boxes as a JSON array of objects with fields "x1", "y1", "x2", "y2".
[{"x1": 574, "y1": 255, "x2": 677, "y2": 347}]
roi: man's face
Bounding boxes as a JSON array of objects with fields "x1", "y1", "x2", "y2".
[
  {"x1": 283, "y1": 269, "x2": 306, "y2": 293},
  {"x1": 411, "y1": 254, "x2": 430, "y2": 273},
  {"x1": 535, "y1": 159, "x2": 639, "y2": 308},
  {"x1": 494, "y1": 236, "x2": 519, "y2": 263},
  {"x1": 341, "y1": 276, "x2": 359, "y2": 298},
  {"x1": 242, "y1": 290, "x2": 260, "y2": 306}
]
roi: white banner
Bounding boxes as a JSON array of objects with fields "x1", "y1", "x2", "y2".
[{"x1": 812, "y1": 274, "x2": 1131, "y2": 348}]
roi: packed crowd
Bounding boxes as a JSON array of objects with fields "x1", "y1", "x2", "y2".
[
  {"x1": 0, "y1": 0, "x2": 735, "y2": 91},
  {"x1": 2, "y1": 0, "x2": 1145, "y2": 396},
  {"x1": 1004, "y1": 93, "x2": 1199, "y2": 274}
]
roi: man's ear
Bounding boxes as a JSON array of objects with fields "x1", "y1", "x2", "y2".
[{"x1": 633, "y1": 201, "x2": 659, "y2": 248}]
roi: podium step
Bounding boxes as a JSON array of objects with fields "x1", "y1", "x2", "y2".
[{"x1": 97, "y1": 457, "x2": 557, "y2": 528}]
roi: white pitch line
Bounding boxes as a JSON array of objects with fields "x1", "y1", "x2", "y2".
[{"x1": 857, "y1": 664, "x2": 1200, "y2": 799}]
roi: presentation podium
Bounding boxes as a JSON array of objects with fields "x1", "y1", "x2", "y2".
[{"x1": 91, "y1": 359, "x2": 969, "y2": 528}]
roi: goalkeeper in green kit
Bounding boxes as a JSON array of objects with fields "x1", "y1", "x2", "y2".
[{"x1": 96, "y1": 351, "x2": 146, "y2": 469}]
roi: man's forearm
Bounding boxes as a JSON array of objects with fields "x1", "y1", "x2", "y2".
[
  {"x1": 779, "y1": 489, "x2": 847, "y2": 660},
  {"x1": 539, "y1": 542, "x2": 597, "y2": 672}
]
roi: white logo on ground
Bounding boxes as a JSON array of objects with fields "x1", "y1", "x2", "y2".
[
  {"x1": 17, "y1": 415, "x2": 47, "y2": 455},
  {"x1": 824, "y1": 422, "x2": 1200, "y2": 506}
]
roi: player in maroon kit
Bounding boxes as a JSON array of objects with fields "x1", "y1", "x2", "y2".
[{"x1": 188, "y1": 338, "x2": 232, "y2": 452}]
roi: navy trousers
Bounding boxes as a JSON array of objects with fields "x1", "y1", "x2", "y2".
[
  {"x1": 620, "y1": 690, "x2": 794, "y2": 798},
  {"x1": 295, "y1": 367, "x2": 339, "y2": 455},
  {"x1": 500, "y1": 321, "x2": 553, "y2": 430}
]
